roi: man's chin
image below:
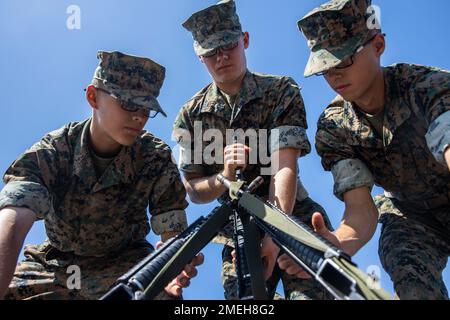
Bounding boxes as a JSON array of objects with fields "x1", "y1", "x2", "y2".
[
  {"x1": 215, "y1": 74, "x2": 242, "y2": 85},
  {"x1": 336, "y1": 91, "x2": 355, "y2": 101},
  {"x1": 116, "y1": 137, "x2": 137, "y2": 147}
]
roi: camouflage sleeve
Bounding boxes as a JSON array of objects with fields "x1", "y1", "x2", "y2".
[
  {"x1": 331, "y1": 159, "x2": 374, "y2": 201},
  {"x1": 413, "y1": 67, "x2": 450, "y2": 124},
  {"x1": 149, "y1": 157, "x2": 189, "y2": 235},
  {"x1": 172, "y1": 108, "x2": 206, "y2": 175},
  {"x1": 425, "y1": 110, "x2": 450, "y2": 166},
  {"x1": 315, "y1": 107, "x2": 356, "y2": 171},
  {"x1": 268, "y1": 77, "x2": 311, "y2": 156},
  {"x1": 0, "y1": 138, "x2": 58, "y2": 220},
  {"x1": 316, "y1": 108, "x2": 374, "y2": 200},
  {"x1": 411, "y1": 67, "x2": 450, "y2": 166}
]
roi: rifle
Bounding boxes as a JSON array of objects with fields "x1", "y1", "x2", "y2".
[{"x1": 101, "y1": 175, "x2": 391, "y2": 300}]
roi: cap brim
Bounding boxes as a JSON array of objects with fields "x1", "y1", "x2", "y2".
[
  {"x1": 303, "y1": 34, "x2": 366, "y2": 77},
  {"x1": 194, "y1": 30, "x2": 242, "y2": 56},
  {"x1": 128, "y1": 95, "x2": 167, "y2": 118},
  {"x1": 95, "y1": 82, "x2": 167, "y2": 117}
]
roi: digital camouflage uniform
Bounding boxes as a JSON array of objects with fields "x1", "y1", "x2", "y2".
[
  {"x1": 0, "y1": 51, "x2": 188, "y2": 300},
  {"x1": 298, "y1": 0, "x2": 450, "y2": 299},
  {"x1": 176, "y1": 0, "x2": 332, "y2": 300}
]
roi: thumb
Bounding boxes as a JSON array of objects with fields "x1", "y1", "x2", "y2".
[
  {"x1": 311, "y1": 212, "x2": 341, "y2": 248},
  {"x1": 311, "y1": 212, "x2": 329, "y2": 236}
]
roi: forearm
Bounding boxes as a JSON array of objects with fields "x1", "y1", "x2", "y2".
[
  {"x1": 269, "y1": 166, "x2": 297, "y2": 215},
  {"x1": 0, "y1": 207, "x2": 36, "y2": 299},
  {"x1": 335, "y1": 191, "x2": 379, "y2": 256},
  {"x1": 268, "y1": 148, "x2": 300, "y2": 215},
  {"x1": 264, "y1": 149, "x2": 299, "y2": 260},
  {"x1": 183, "y1": 173, "x2": 228, "y2": 204}
]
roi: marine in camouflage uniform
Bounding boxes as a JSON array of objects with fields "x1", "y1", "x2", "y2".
[
  {"x1": 175, "y1": 0, "x2": 332, "y2": 300},
  {"x1": 0, "y1": 51, "x2": 189, "y2": 299},
  {"x1": 298, "y1": 0, "x2": 450, "y2": 299}
]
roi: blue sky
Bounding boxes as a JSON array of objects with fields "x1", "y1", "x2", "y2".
[{"x1": 0, "y1": 0, "x2": 449, "y2": 300}]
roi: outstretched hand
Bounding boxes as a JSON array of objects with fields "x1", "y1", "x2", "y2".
[
  {"x1": 277, "y1": 212, "x2": 341, "y2": 279},
  {"x1": 155, "y1": 241, "x2": 205, "y2": 297},
  {"x1": 231, "y1": 234, "x2": 280, "y2": 281}
]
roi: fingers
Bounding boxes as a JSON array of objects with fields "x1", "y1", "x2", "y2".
[
  {"x1": 163, "y1": 253, "x2": 204, "y2": 297},
  {"x1": 190, "y1": 252, "x2": 204, "y2": 267},
  {"x1": 168, "y1": 271, "x2": 191, "y2": 293},
  {"x1": 277, "y1": 254, "x2": 311, "y2": 279},
  {"x1": 224, "y1": 154, "x2": 247, "y2": 166},
  {"x1": 224, "y1": 144, "x2": 250, "y2": 154},
  {"x1": 260, "y1": 235, "x2": 279, "y2": 257},
  {"x1": 260, "y1": 237, "x2": 279, "y2": 280},
  {"x1": 178, "y1": 252, "x2": 205, "y2": 286},
  {"x1": 224, "y1": 150, "x2": 247, "y2": 165},
  {"x1": 224, "y1": 144, "x2": 249, "y2": 159},
  {"x1": 164, "y1": 279, "x2": 183, "y2": 297},
  {"x1": 277, "y1": 254, "x2": 292, "y2": 269},
  {"x1": 223, "y1": 144, "x2": 251, "y2": 171},
  {"x1": 183, "y1": 264, "x2": 198, "y2": 279},
  {"x1": 156, "y1": 240, "x2": 164, "y2": 249},
  {"x1": 177, "y1": 273, "x2": 191, "y2": 288},
  {"x1": 224, "y1": 143, "x2": 251, "y2": 153}
]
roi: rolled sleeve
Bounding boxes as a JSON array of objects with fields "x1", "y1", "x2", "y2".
[
  {"x1": 268, "y1": 77, "x2": 311, "y2": 157},
  {"x1": 425, "y1": 110, "x2": 450, "y2": 166},
  {"x1": 269, "y1": 126, "x2": 310, "y2": 154},
  {"x1": 150, "y1": 209, "x2": 188, "y2": 235},
  {"x1": 1, "y1": 139, "x2": 59, "y2": 220},
  {"x1": 176, "y1": 143, "x2": 205, "y2": 174},
  {"x1": 0, "y1": 180, "x2": 52, "y2": 220},
  {"x1": 148, "y1": 158, "x2": 189, "y2": 235},
  {"x1": 331, "y1": 159, "x2": 374, "y2": 201}
]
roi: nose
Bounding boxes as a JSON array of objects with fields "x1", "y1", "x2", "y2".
[
  {"x1": 325, "y1": 67, "x2": 342, "y2": 81},
  {"x1": 215, "y1": 49, "x2": 229, "y2": 62},
  {"x1": 132, "y1": 109, "x2": 148, "y2": 123}
]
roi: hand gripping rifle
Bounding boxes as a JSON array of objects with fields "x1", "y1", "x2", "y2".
[{"x1": 101, "y1": 175, "x2": 391, "y2": 300}]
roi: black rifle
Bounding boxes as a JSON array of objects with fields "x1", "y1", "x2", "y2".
[{"x1": 101, "y1": 175, "x2": 391, "y2": 300}]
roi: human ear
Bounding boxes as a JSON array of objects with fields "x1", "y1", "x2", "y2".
[
  {"x1": 373, "y1": 34, "x2": 385, "y2": 57},
  {"x1": 86, "y1": 85, "x2": 98, "y2": 109},
  {"x1": 243, "y1": 32, "x2": 250, "y2": 49}
]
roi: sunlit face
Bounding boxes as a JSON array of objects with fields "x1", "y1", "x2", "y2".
[
  {"x1": 88, "y1": 86, "x2": 149, "y2": 147},
  {"x1": 323, "y1": 34, "x2": 385, "y2": 102},
  {"x1": 199, "y1": 32, "x2": 249, "y2": 85}
]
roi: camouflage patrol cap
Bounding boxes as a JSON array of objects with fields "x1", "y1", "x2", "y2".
[
  {"x1": 91, "y1": 51, "x2": 167, "y2": 117},
  {"x1": 182, "y1": 0, "x2": 242, "y2": 56},
  {"x1": 298, "y1": 0, "x2": 380, "y2": 77}
]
